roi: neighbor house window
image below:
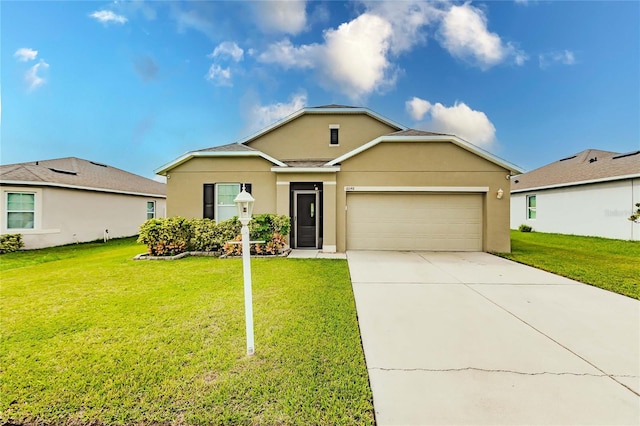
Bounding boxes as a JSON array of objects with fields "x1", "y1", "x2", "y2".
[
  {"x1": 527, "y1": 195, "x2": 536, "y2": 219},
  {"x1": 329, "y1": 125, "x2": 339, "y2": 145},
  {"x1": 147, "y1": 201, "x2": 156, "y2": 219},
  {"x1": 203, "y1": 183, "x2": 252, "y2": 222},
  {"x1": 6, "y1": 192, "x2": 35, "y2": 229}
]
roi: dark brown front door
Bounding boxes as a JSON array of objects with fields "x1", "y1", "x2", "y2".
[{"x1": 296, "y1": 192, "x2": 317, "y2": 248}]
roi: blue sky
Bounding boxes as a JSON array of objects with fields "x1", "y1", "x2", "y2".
[{"x1": 2, "y1": 0, "x2": 639, "y2": 180}]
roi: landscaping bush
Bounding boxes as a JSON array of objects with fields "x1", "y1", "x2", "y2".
[
  {"x1": 518, "y1": 224, "x2": 533, "y2": 232},
  {"x1": 137, "y1": 217, "x2": 194, "y2": 256},
  {"x1": 138, "y1": 215, "x2": 290, "y2": 256},
  {"x1": 0, "y1": 234, "x2": 24, "y2": 254}
]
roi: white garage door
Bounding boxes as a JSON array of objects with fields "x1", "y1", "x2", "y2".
[{"x1": 347, "y1": 193, "x2": 483, "y2": 251}]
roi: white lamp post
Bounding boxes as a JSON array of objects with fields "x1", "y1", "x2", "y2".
[{"x1": 234, "y1": 185, "x2": 255, "y2": 356}]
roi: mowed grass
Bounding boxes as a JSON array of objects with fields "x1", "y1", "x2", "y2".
[
  {"x1": 498, "y1": 231, "x2": 639, "y2": 299},
  {"x1": 0, "y1": 238, "x2": 374, "y2": 425}
]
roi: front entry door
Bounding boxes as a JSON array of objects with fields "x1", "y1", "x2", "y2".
[{"x1": 295, "y1": 191, "x2": 318, "y2": 248}]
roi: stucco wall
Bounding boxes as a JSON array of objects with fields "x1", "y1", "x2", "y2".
[
  {"x1": 165, "y1": 156, "x2": 277, "y2": 218},
  {"x1": 511, "y1": 178, "x2": 640, "y2": 240},
  {"x1": 336, "y1": 141, "x2": 512, "y2": 253},
  {"x1": 246, "y1": 113, "x2": 399, "y2": 160},
  {"x1": 1, "y1": 185, "x2": 166, "y2": 249}
]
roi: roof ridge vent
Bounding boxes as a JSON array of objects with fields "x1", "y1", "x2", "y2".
[
  {"x1": 49, "y1": 167, "x2": 77, "y2": 175},
  {"x1": 612, "y1": 150, "x2": 640, "y2": 160},
  {"x1": 90, "y1": 161, "x2": 108, "y2": 167},
  {"x1": 559, "y1": 155, "x2": 576, "y2": 162}
]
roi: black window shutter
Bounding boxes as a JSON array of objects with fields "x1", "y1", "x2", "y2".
[
  {"x1": 203, "y1": 184, "x2": 215, "y2": 219},
  {"x1": 243, "y1": 183, "x2": 252, "y2": 194}
]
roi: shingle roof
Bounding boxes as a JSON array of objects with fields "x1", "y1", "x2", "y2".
[
  {"x1": 387, "y1": 129, "x2": 450, "y2": 137},
  {"x1": 196, "y1": 143, "x2": 257, "y2": 153},
  {"x1": 311, "y1": 104, "x2": 358, "y2": 109},
  {"x1": 0, "y1": 157, "x2": 166, "y2": 196},
  {"x1": 282, "y1": 160, "x2": 331, "y2": 168},
  {"x1": 511, "y1": 149, "x2": 640, "y2": 192}
]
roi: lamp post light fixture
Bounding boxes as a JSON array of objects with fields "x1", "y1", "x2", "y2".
[{"x1": 234, "y1": 185, "x2": 256, "y2": 356}]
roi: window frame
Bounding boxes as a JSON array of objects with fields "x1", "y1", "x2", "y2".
[
  {"x1": 6, "y1": 191, "x2": 36, "y2": 230},
  {"x1": 526, "y1": 194, "x2": 537, "y2": 220},
  {"x1": 329, "y1": 124, "x2": 340, "y2": 146},
  {"x1": 146, "y1": 201, "x2": 156, "y2": 220},
  {"x1": 204, "y1": 183, "x2": 252, "y2": 222}
]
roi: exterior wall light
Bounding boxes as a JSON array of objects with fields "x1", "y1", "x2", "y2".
[
  {"x1": 497, "y1": 188, "x2": 504, "y2": 199},
  {"x1": 234, "y1": 185, "x2": 256, "y2": 356}
]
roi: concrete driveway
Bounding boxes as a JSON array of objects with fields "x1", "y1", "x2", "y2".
[{"x1": 347, "y1": 251, "x2": 640, "y2": 425}]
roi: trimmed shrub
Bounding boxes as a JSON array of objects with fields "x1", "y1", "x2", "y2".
[
  {"x1": 138, "y1": 214, "x2": 290, "y2": 256},
  {"x1": 518, "y1": 224, "x2": 533, "y2": 233},
  {"x1": 0, "y1": 234, "x2": 24, "y2": 254},
  {"x1": 137, "y1": 217, "x2": 193, "y2": 256}
]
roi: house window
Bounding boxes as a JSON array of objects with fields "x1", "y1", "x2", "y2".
[
  {"x1": 527, "y1": 195, "x2": 536, "y2": 219},
  {"x1": 204, "y1": 183, "x2": 252, "y2": 222},
  {"x1": 6, "y1": 192, "x2": 35, "y2": 229},
  {"x1": 147, "y1": 201, "x2": 156, "y2": 220},
  {"x1": 329, "y1": 125, "x2": 339, "y2": 145}
]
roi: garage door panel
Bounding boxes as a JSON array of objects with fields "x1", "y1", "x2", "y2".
[{"x1": 347, "y1": 193, "x2": 483, "y2": 251}]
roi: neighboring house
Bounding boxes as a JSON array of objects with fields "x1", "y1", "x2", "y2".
[
  {"x1": 510, "y1": 149, "x2": 640, "y2": 240},
  {"x1": 0, "y1": 157, "x2": 166, "y2": 249},
  {"x1": 156, "y1": 105, "x2": 522, "y2": 253}
]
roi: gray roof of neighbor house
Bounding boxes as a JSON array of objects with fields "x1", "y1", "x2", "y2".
[
  {"x1": 0, "y1": 157, "x2": 166, "y2": 197},
  {"x1": 511, "y1": 149, "x2": 640, "y2": 193}
]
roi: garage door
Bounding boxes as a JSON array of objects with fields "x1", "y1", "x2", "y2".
[{"x1": 346, "y1": 193, "x2": 483, "y2": 251}]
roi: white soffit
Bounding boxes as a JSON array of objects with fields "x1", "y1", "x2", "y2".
[{"x1": 155, "y1": 151, "x2": 286, "y2": 175}]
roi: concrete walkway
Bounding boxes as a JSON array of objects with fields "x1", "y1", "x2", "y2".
[{"x1": 347, "y1": 251, "x2": 640, "y2": 425}]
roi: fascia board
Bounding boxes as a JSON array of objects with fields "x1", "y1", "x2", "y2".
[
  {"x1": 510, "y1": 173, "x2": 640, "y2": 193},
  {"x1": 0, "y1": 180, "x2": 166, "y2": 198},
  {"x1": 155, "y1": 150, "x2": 286, "y2": 175},
  {"x1": 326, "y1": 135, "x2": 524, "y2": 174}
]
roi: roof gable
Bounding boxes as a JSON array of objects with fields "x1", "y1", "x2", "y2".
[
  {"x1": 511, "y1": 149, "x2": 640, "y2": 192},
  {"x1": 1, "y1": 157, "x2": 166, "y2": 196},
  {"x1": 238, "y1": 106, "x2": 406, "y2": 146},
  {"x1": 326, "y1": 131, "x2": 523, "y2": 174}
]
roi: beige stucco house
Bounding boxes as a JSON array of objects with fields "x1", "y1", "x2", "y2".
[
  {"x1": 1, "y1": 157, "x2": 166, "y2": 249},
  {"x1": 156, "y1": 105, "x2": 523, "y2": 253}
]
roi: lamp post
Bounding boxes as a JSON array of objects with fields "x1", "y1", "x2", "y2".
[{"x1": 234, "y1": 185, "x2": 255, "y2": 356}]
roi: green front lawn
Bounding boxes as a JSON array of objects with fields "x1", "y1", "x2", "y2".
[
  {"x1": 498, "y1": 231, "x2": 639, "y2": 299},
  {"x1": 1, "y1": 238, "x2": 374, "y2": 425}
]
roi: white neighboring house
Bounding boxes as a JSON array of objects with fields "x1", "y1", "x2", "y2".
[
  {"x1": 510, "y1": 149, "x2": 640, "y2": 241},
  {"x1": 0, "y1": 157, "x2": 166, "y2": 249}
]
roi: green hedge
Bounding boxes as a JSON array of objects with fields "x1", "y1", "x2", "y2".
[
  {"x1": 137, "y1": 214, "x2": 290, "y2": 256},
  {"x1": 0, "y1": 234, "x2": 24, "y2": 254}
]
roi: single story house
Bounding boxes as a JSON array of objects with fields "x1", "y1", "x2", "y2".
[
  {"x1": 510, "y1": 149, "x2": 640, "y2": 240},
  {"x1": 156, "y1": 105, "x2": 523, "y2": 253},
  {"x1": 0, "y1": 157, "x2": 166, "y2": 249}
]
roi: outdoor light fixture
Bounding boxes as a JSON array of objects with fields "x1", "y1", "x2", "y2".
[
  {"x1": 497, "y1": 188, "x2": 504, "y2": 199},
  {"x1": 234, "y1": 185, "x2": 256, "y2": 356}
]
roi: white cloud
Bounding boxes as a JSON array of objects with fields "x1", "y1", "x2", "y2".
[
  {"x1": 254, "y1": 0, "x2": 307, "y2": 35},
  {"x1": 438, "y1": 3, "x2": 526, "y2": 69},
  {"x1": 407, "y1": 97, "x2": 496, "y2": 147},
  {"x1": 539, "y1": 50, "x2": 576, "y2": 69},
  {"x1": 364, "y1": 0, "x2": 441, "y2": 55},
  {"x1": 209, "y1": 42, "x2": 244, "y2": 62},
  {"x1": 258, "y1": 39, "x2": 316, "y2": 69},
  {"x1": 25, "y1": 60, "x2": 49, "y2": 91},
  {"x1": 169, "y1": 3, "x2": 216, "y2": 39},
  {"x1": 14, "y1": 48, "x2": 38, "y2": 62},
  {"x1": 90, "y1": 10, "x2": 128, "y2": 24},
  {"x1": 259, "y1": 13, "x2": 396, "y2": 100},
  {"x1": 406, "y1": 97, "x2": 432, "y2": 121},
  {"x1": 245, "y1": 93, "x2": 308, "y2": 134},
  {"x1": 206, "y1": 64, "x2": 232, "y2": 86}
]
